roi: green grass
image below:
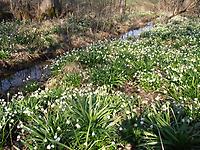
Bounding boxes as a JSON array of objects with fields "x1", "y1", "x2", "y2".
[
  {"x1": 1, "y1": 17, "x2": 200, "y2": 149},
  {"x1": 0, "y1": 21, "x2": 60, "y2": 59}
]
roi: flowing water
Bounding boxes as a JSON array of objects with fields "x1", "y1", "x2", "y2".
[
  {"x1": 0, "y1": 62, "x2": 51, "y2": 95},
  {"x1": 121, "y1": 22, "x2": 153, "y2": 39},
  {"x1": 0, "y1": 22, "x2": 154, "y2": 95}
]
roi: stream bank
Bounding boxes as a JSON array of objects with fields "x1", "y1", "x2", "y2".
[
  {"x1": 0, "y1": 19, "x2": 155, "y2": 97},
  {"x1": 0, "y1": 16, "x2": 156, "y2": 75}
]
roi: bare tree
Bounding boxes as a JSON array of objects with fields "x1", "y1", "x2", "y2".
[
  {"x1": 38, "y1": 0, "x2": 62, "y2": 19},
  {"x1": 0, "y1": 0, "x2": 129, "y2": 21},
  {"x1": 160, "y1": 0, "x2": 200, "y2": 20}
]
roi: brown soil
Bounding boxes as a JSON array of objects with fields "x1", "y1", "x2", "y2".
[{"x1": 120, "y1": 81, "x2": 166, "y2": 104}]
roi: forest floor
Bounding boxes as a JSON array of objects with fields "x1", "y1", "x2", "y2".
[{"x1": 5, "y1": 1, "x2": 200, "y2": 149}]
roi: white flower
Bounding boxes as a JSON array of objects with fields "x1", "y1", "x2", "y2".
[
  {"x1": 57, "y1": 127, "x2": 61, "y2": 131},
  {"x1": 21, "y1": 129, "x2": 25, "y2": 133},
  {"x1": 56, "y1": 137, "x2": 61, "y2": 142},
  {"x1": 48, "y1": 101, "x2": 51, "y2": 106},
  {"x1": 155, "y1": 96, "x2": 160, "y2": 101},
  {"x1": 140, "y1": 121, "x2": 144, "y2": 125},
  {"x1": 75, "y1": 123, "x2": 81, "y2": 129},
  {"x1": 66, "y1": 120, "x2": 70, "y2": 124},
  {"x1": 54, "y1": 133, "x2": 58, "y2": 139},
  {"x1": 46, "y1": 145, "x2": 51, "y2": 149},
  {"x1": 83, "y1": 142, "x2": 87, "y2": 146},
  {"x1": 111, "y1": 141, "x2": 115, "y2": 145},
  {"x1": 44, "y1": 109, "x2": 48, "y2": 114},
  {"x1": 126, "y1": 110, "x2": 131, "y2": 114},
  {"x1": 119, "y1": 127, "x2": 123, "y2": 131},
  {"x1": 141, "y1": 118, "x2": 145, "y2": 121},
  {"x1": 92, "y1": 132, "x2": 95, "y2": 136},
  {"x1": 17, "y1": 135, "x2": 20, "y2": 141},
  {"x1": 51, "y1": 103, "x2": 55, "y2": 108}
]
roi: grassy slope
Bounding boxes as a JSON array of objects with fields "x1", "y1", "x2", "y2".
[{"x1": 1, "y1": 17, "x2": 200, "y2": 149}]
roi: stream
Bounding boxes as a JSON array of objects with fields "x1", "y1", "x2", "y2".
[
  {"x1": 121, "y1": 22, "x2": 153, "y2": 39},
  {"x1": 0, "y1": 22, "x2": 154, "y2": 96},
  {"x1": 0, "y1": 61, "x2": 51, "y2": 96}
]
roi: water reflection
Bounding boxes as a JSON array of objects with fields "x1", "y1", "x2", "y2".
[
  {"x1": 121, "y1": 22, "x2": 153, "y2": 39},
  {"x1": 0, "y1": 63, "x2": 51, "y2": 93}
]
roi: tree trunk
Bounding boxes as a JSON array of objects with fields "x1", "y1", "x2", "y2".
[{"x1": 38, "y1": 0, "x2": 61, "y2": 19}]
